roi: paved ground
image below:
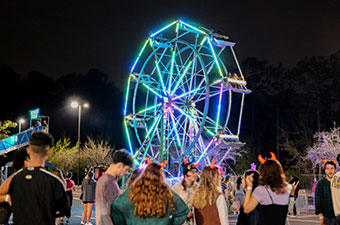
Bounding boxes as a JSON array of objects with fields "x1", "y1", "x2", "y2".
[
  {"x1": 60, "y1": 188, "x2": 320, "y2": 225},
  {"x1": 65, "y1": 200, "x2": 320, "y2": 225}
]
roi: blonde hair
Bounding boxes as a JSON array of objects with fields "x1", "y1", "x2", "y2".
[
  {"x1": 191, "y1": 167, "x2": 221, "y2": 209},
  {"x1": 128, "y1": 163, "x2": 175, "y2": 218}
]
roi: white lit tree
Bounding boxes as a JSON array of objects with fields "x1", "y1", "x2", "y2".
[{"x1": 305, "y1": 124, "x2": 340, "y2": 168}]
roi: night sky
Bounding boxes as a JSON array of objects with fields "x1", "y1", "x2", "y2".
[{"x1": 1, "y1": 0, "x2": 340, "y2": 89}]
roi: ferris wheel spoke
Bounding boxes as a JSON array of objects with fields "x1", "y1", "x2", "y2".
[
  {"x1": 141, "y1": 83, "x2": 163, "y2": 99},
  {"x1": 170, "y1": 61, "x2": 193, "y2": 96},
  {"x1": 193, "y1": 88, "x2": 223, "y2": 103},
  {"x1": 188, "y1": 77, "x2": 206, "y2": 100},
  {"x1": 167, "y1": 46, "x2": 176, "y2": 94},
  {"x1": 155, "y1": 61, "x2": 167, "y2": 95},
  {"x1": 144, "y1": 114, "x2": 162, "y2": 142},
  {"x1": 171, "y1": 103, "x2": 194, "y2": 121},
  {"x1": 169, "y1": 111, "x2": 182, "y2": 148},
  {"x1": 136, "y1": 102, "x2": 162, "y2": 115}
]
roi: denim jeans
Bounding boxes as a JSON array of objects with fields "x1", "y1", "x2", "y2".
[
  {"x1": 324, "y1": 217, "x2": 338, "y2": 225},
  {"x1": 288, "y1": 197, "x2": 295, "y2": 215}
]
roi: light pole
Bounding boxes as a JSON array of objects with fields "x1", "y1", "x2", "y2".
[
  {"x1": 18, "y1": 118, "x2": 25, "y2": 133},
  {"x1": 71, "y1": 101, "x2": 89, "y2": 185}
]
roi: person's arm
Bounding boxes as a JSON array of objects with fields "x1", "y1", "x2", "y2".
[
  {"x1": 216, "y1": 194, "x2": 229, "y2": 225},
  {"x1": 243, "y1": 174, "x2": 259, "y2": 214},
  {"x1": 224, "y1": 188, "x2": 228, "y2": 200},
  {"x1": 72, "y1": 180, "x2": 76, "y2": 192},
  {"x1": 111, "y1": 199, "x2": 127, "y2": 225},
  {"x1": 290, "y1": 181, "x2": 300, "y2": 196},
  {"x1": 55, "y1": 181, "x2": 70, "y2": 217},
  {"x1": 0, "y1": 175, "x2": 13, "y2": 195},
  {"x1": 172, "y1": 192, "x2": 190, "y2": 225},
  {"x1": 0, "y1": 194, "x2": 11, "y2": 205},
  {"x1": 314, "y1": 181, "x2": 326, "y2": 225}
]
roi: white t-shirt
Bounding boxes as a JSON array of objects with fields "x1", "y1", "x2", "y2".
[
  {"x1": 253, "y1": 185, "x2": 289, "y2": 205},
  {"x1": 331, "y1": 171, "x2": 340, "y2": 216},
  {"x1": 216, "y1": 194, "x2": 229, "y2": 225}
]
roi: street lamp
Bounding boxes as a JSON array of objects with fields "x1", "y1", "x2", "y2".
[
  {"x1": 71, "y1": 100, "x2": 89, "y2": 185},
  {"x1": 18, "y1": 118, "x2": 25, "y2": 133}
]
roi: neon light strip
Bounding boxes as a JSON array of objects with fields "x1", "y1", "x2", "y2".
[
  {"x1": 207, "y1": 37, "x2": 224, "y2": 77},
  {"x1": 172, "y1": 87, "x2": 202, "y2": 100},
  {"x1": 205, "y1": 128, "x2": 215, "y2": 137},
  {"x1": 168, "y1": 50, "x2": 176, "y2": 93},
  {"x1": 130, "y1": 39, "x2": 150, "y2": 72},
  {"x1": 230, "y1": 46, "x2": 245, "y2": 80},
  {"x1": 215, "y1": 83, "x2": 224, "y2": 133},
  {"x1": 237, "y1": 93, "x2": 245, "y2": 135},
  {"x1": 179, "y1": 21, "x2": 206, "y2": 34},
  {"x1": 200, "y1": 36, "x2": 207, "y2": 46},
  {"x1": 169, "y1": 111, "x2": 182, "y2": 147},
  {"x1": 137, "y1": 103, "x2": 162, "y2": 114},
  {"x1": 123, "y1": 76, "x2": 131, "y2": 116},
  {"x1": 142, "y1": 83, "x2": 163, "y2": 99},
  {"x1": 227, "y1": 78, "x2": 246, "y2": 85},
  {"x1": 124, "y1": 120, "x2": 134, "y2": 155},
  {"x1": 155, "y1": 61, "x2": 167, "y2": 95},
  {"x1": 150, "y1": 20, "x2": 178, "y2": 37},
  {"x1": 171, "y1": 103, "x2": 193, "y2": 120},
  {"x1": 140, "y1": 116, "x2": 161, "y2": 165},
  {"x1": 170, "y1": 61, "x2": 192, "y2": 96},
  {"x1": 145, "y1": 114, "x2": 161, "y2": 138},
  {"x1": 195, "y1": 139, "x2": 214, "y2": 163},
  {"x1": 219, "y1": 134, "x2": 239, "y2": 139}
]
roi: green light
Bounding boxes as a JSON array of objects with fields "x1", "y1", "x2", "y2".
[
  {"x1": 207, "y1": 37, "x2": 224, "y2": 78},
  {"x1": 138, "y1": 103, "x2": 162, "y2": 114},
  {"x1": 29, "y1": 108, "x2": 40, "y2": 120},
  {"x1": 179, "y1": 21, "x2": 206, "y2": 34},
  {"x1": 145, "y1": 115, "x2": 161, "y2": 140},
  {"x1": 150, "y1": 20, "x2": 178, "y2": 37},
  {"x1": 168, "y1": 50, "x2": 176, "y2": 93},
  {"x1": 155, "y1": 61, "x2": 167, "y2": 95},
  {"x1": 169, "y1": 111, "x2": 182, "y2": 147},
  {"x1": 130, "y1": 39, "x2": 150, "y2": 72},
  {"x1": 123, "y1": 76, "x2": 131, "y2": 115},
  {"x1": 205, "y1": 127, "x2": 215, "y2": 137},
  {"x1": 142, "y1": 83, "x2": 163, "y2": 99},
  {"x1": 200, "y1": 36, "x2": 207, "y2": 46},
  {"x1": 124, "y1": 120, "x2": 133, "y2": 155},
  {"x1": 170, "y1": 61, "x2": 192, "y2": 96}
]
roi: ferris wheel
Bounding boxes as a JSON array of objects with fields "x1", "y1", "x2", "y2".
[{"x1": 123, "y1": 19, "x2": 251, "y2": 178}]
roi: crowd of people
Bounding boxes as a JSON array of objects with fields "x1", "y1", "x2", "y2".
[{"x1": 1, "y1": 131, "x2": 340, "y2": 225}]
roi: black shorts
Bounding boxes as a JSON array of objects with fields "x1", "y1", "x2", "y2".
[{"x1": 83, "y1": 201, "x2": 94, "y2": 204}]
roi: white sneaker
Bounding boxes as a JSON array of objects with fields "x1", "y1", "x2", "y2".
[{"x1": 86, "y1": 223, "x2": 93, "y2": 225}]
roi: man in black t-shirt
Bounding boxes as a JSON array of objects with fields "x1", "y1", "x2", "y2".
[{"x1": 9, "y1": 131, "x2": 69, "y2": 225}]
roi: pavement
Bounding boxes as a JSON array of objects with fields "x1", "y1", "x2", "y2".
[{"x1": 60, "y1": 188, "x2": 320, "y2": 225}]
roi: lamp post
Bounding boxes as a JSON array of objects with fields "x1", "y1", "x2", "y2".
[
  {"x1": 18, "y1": 118, "x2": 25, "y2": 133},
  {"x1": 71, "y1": 101, "x2": 89, "y2": 185}
]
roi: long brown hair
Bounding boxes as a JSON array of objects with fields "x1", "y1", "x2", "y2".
[
  {"x1": 128, "y1": 162, "x2": 175, "y2": 218},
  {"x1": 259, "y1": 160, "x2": 287, "y2": 194},
  {"x1": 191, "y1": 167, "x2": 221, "y2": 209}
]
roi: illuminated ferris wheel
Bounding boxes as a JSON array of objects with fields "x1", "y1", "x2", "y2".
[{"x1": 123, "y1": 19, "x2": 251, "y2": 178}]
